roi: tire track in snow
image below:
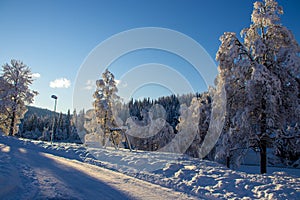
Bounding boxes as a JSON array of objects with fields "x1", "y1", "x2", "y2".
[{"x1": 43, "y1": 153, "x2": 198, "y2": 200}]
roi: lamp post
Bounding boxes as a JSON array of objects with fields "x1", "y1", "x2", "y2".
[{"x1": 51, "y1": 95, "x2": 58, "y2": 144}]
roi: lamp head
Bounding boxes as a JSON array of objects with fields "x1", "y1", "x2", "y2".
[{"x1": 51, "y1": 95, "x2": 58, "y2": 100}]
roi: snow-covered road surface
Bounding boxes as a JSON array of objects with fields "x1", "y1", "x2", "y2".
[{"x1": 0, "y1": 141, "x2": 196, "y2": 200}]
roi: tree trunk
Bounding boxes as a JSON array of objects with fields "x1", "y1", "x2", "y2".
[
  {"x1": 104, "y1": 112, "x2": 108, "y2": 145},
  {"x1": 9, "y1": 111, "x2": 16, "y2": 136},
  {"x1": 260, "y1": 97, "x2": 267, "y2": 174},
  {"x1": 226, "y1": 156, "x2": 230, "y2": 168},
  {"x1": 260, "y1": 139, "x2": 267, "y2": 174}
]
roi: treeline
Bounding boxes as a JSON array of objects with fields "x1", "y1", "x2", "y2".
[
  {"x1": 122, "y1": 93, "x2": 198, "y2": 130},
  {"x1": 19, "y1": 93, "x2": 198, "y2": 145},
  {"x1": 124, "y1": 92, "x2": 211, "y2": 156},
  {"x1": 19, "y1": 108, "x2": 85, "y2": 143}
]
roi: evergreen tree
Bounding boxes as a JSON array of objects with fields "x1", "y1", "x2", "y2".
[
  {"x1": 56, "y1": 112, "x2": 63, "y2": 140},
  {"x1": 65, "y1": 109, "x2": 71, "y2": 140},
  {"x1": 93, "y1": 69, "x2": 120, "y2": 146},
  {"x1": 76, "y1": 109, "x2": 86, "y2": 141},
  {"x1": 72, "y1": 109, "x2": 78, "y2": 128}
]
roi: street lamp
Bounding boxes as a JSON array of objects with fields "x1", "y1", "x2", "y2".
[{"x1": 51, "y1": 95, "x2": 58, "y2": 144}]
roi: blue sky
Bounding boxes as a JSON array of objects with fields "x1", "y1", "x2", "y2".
[{"x1": 0, "y1": 0, "x2": 299, "y2": 112}]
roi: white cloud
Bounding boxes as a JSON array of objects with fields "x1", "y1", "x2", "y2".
[
  {"x1": 32, "y1": 73, "x2": 41, "y2": 79},
  {"x1": 84, "y1": 80, "x2": 95, "y2": 90},
  {"x1": 49, "y1": 78, "x2": 71, "y2": 88}
]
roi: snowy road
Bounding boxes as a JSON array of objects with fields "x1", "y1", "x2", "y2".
[
  {"x1": 1, "y1": 134, "x2": 299, "y2": 199},
  {"x1": 0, "y1": 141, "x2": 197, "y2": 200}
]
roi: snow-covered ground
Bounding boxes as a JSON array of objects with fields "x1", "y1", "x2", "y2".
[
  {"x1": 1, "y1": 134, "x2": 299, "y2": 200},
  {"x1": 0, "y1": 134, "x2": 196, "y2": 200}
]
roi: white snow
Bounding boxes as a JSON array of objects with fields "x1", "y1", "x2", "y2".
[
  {"x1": 0, "y1": 134, "x2": 196, "y2": 200},
  {"x1": 1, "y1": 133, "x2": 299, "y2": 199}
]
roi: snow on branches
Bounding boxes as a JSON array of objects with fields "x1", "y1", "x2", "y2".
[
  {"x1": 0, "y1": 60, "x2": 38, "y2": 136},
  {"x1": 215, "y1": 0, "x2": 300, "y2": 172},
  {"x1": 93, "y1": 69, "x2": 121, "y2": 146}
]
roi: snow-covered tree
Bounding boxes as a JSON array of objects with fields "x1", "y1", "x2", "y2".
[
  {"x1": 1, "y1": 60, "x2": 38, "y2": 136},
  {"x1": 93, "y1": 69, "x2": 120, "y2": 146},
  {"x1": 64, "y1": 109, "x2": 71, "y2": 140},
  {"x1": 40, "y1": 127, "x2": 50, "y2": 141},
  {"x1": 72, "y1": 109, "x2": 78, "y2": 128},
  {"x1": 126, "y1": 106, "x2": 175, "y2": 151},
  {"x1": 215, "y1": 0, "x2": 299, "y2": 173},
  {"x1": 128, "y1": 95, "x2": 181, "y2": 131},
  {"x1": 214, "y1": 33, "x2": 253, "y2": 169},
  {"x1": 0, "y1": 77, "x2": 13, "y2": 133},
  {"x1": 84, "y1": 109, "x2": 104, "y2": 145},
  {"x1": 158, "y1": 97, "x2": 201, "y2": 154},
  {"x1": 183, "y1": 92, "x2": 212, "y2": 158},
  {"x1": 20, "y1": 111, "x2": 53, "y2": 140},
  {"x1": 275, "y1": 123, "x2": 300, "y2": 166},
  {"x1": 74, "y1": 109, "x2": 86, "y2": 141},
  {"x1": 70, "y1": 109, "x2": 80, "y2": 141},
  {"x1": 55, "y1": 112, "x2": 64, "y2": 140}
]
